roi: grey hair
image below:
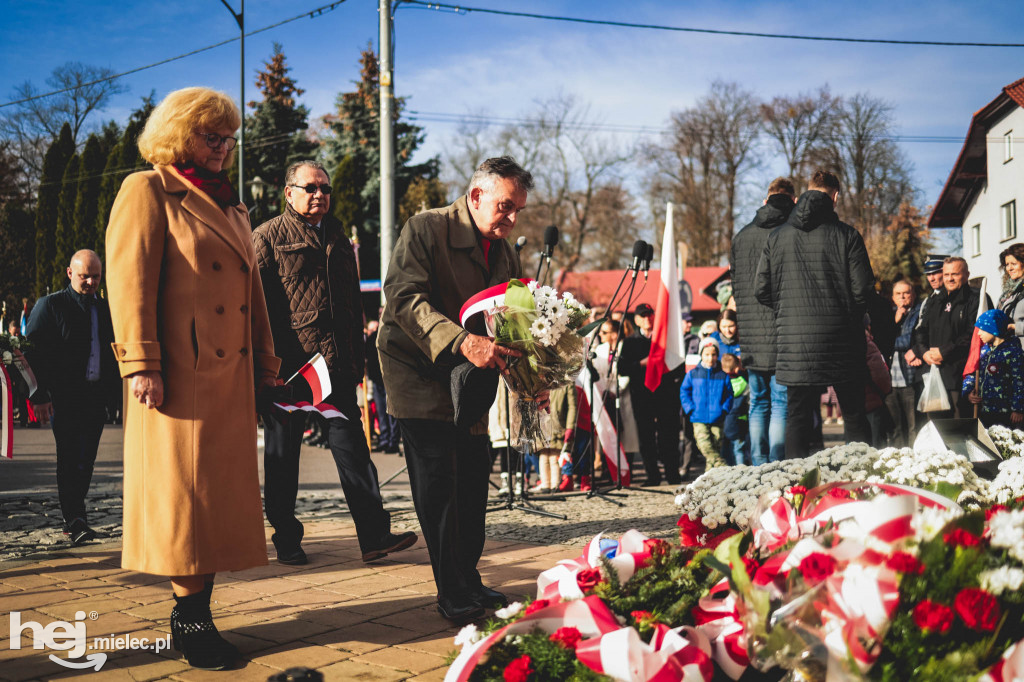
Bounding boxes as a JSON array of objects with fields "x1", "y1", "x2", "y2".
[
  {"x1": 466, "y1": 156, "x2": 534, "y2": 196},
  {"x1": 284, "y1": 160, "x2": 329, "y2": 187}
]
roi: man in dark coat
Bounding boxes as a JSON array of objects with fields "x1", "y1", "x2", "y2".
[
  {"x1": 253, "y1": 161, "x2": 416, "y2": 566},
  {"x1": 886, "y1": 280, "x2": 921, "y2": 446},
  {"x1": 755, "y1": 170, "x2": 874, "y2": 458},
  {"x1": 25, "y1": 249, "x2": 120, "y2": 544},
  {"x1": 910, "y1": 257, "x2": 990, "y2": 420},
  {"x1": 731, "y1": 177, "x2": 795, "y2": 465}
]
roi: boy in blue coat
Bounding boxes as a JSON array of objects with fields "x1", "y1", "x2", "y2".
[
  {"x1": 963, "y1": 309, "x2": 1024, "y2": 428},
  {"x1": 681, "y1": 338, "x2": 733, "y2": 469}
]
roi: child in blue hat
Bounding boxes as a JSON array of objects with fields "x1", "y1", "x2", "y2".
[{"x1": 962, "y1": 308, "x2": 1024, "y2": 427}]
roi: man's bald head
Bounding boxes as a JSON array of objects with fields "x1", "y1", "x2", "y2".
[{"x1": 68, "y1": 249, "x2": 102, "y2": 296}]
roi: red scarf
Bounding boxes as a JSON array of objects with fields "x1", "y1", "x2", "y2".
[{"x1": 173, "y1": 162, "x2": 238, "y2": 208}]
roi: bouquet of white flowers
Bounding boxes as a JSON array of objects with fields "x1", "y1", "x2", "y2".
[{"x1": 485, "y1": 280, "x2": 590, "y2": 450}]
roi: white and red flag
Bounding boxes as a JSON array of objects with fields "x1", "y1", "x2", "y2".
[
  {"x1": 645, "y1": 202, "x2": 686, "y2": 392},
  {"x1": 272, "y1": 401, "x2": 348, "y2": 421},
  {"x1": 963, "y1": 276, "x2": 990, "y2": 378},
  {"x1": 458, "y1": 278, "x2": 533, "y2": 329},
  {"x1": 290, "y1": 353, "x2": 331, "y2": 405}
]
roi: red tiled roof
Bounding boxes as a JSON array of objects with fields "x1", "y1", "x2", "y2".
[
  {"x1": 929, "y1": 77, "x2": 1024, "y2": 228},
  {"x1": 557, "y1": 266, "x2": 729, "y2": 314}
]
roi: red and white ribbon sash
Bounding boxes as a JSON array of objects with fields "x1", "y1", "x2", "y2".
[
  {"x1": 575, "y1": 623, "x2": 714, "y2": 682},
  {"x1": 691, "y1": 579, "x2": 749, "y2": 680},
  {"x1": 10, "y1": 349, "x2": 36, "y2": 396},
  {"x1": 458, "y1": 278, "x2": 533, "y2": 329},
  {"x1": 272, "y1": 401, "x2": 348, "y2": 420},
  {"x1": 291, "y1": 353, "x2": 331, "y2": 405},
  {"x1": 537, "y1": 531, "x2": 651, "y2": 601}
]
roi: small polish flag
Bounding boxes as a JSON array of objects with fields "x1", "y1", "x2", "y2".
[
  {"x1": 963, "y1": 277, "x2": 990, "y2": 379},
  {"x1": 289, "y1": 353, "x2": 332, "y2": 405},
  {"x1": 1, "y1": 365, "x2": 13, "y2": 459}
]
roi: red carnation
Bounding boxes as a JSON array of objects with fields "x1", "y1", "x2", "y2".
[
  {"x1": 913, "y1": 599, "x2": 954, "y2": 633},
  {"x1": 576, "y1": 567, "x2": 603, "y2": 591},
  {"x1": 504, "y1": 655, "x2": 533, "y2": 682},
  {"x1": 643, "y1": 538, "x2": 670, "y2": 557},
  {"x1": 706, "y1": 527, "x2": 741, "y2": 549},
  {"x1": 549, "y1": 626, "x2": 583, "y2": 650},
  {"x1": 827, "y1": 487, "x2": 852, "y2": 499},
  {"x1": 885, "y1": 551, "x2": 924, "y2": 575},
  {"x1": 789, "y1": 485, "x2": 808, "y2": 496},
  {"x1": 631, "y1": 610, "x2": 653, "y2": 622},
  {"x1": 985, "y1": 505, "x2": 1008, "y2": 522},
  {"x1": 524, "y1": 599, "x2": 550, "y2": 615},
  {"x1": 943, "y1": 528, "x2": 982, "y2": 548},
  {"x1": 953, "y1": 588, "x2": 1001, "y2": 632},
  {"x1": 798, "y1": 552, "x2": 837, "y2": 584}
]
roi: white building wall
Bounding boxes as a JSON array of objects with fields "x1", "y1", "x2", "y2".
[{"x1": 962, "y1": 106, "x2": 1024, "y2": 295}]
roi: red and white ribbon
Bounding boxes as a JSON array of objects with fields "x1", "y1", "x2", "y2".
[
  {"x1": 691, "y1": 579, "x2": 749, "y2": 680},
  {"x1": 458, "y1": 278, "x2": 534, "y2": 329},
  {"x1": 272, "y1": 401, "x2": 348, "y2": 420},
  {"x1": 445, "y1": 595, "x2": 620, "y2": 682},
  {"x1": 537, "y1": 531, "x2": 653, "y2": 601},
  {"x1": 576, "y1": 623, "x2": 714, "y2": 682},
  {"x1": 819, "y1": 564, "x2": 900, "y2": 671},
  {"x1": 289, "y1": 353, "x2": 331, "y2": 405},
  {"x1": 1, "y1": 364, "x2": 12, "y2": 459}
]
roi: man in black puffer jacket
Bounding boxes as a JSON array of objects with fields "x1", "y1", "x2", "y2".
[
  {"x1": 731, "y1": 177, "x2": 795, "y2": 465},
  {"x1": 755, "y1": 170, "x2": 874, "y2": 458}
]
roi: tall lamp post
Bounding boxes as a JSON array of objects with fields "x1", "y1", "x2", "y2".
[
  {"x1": 219, "y1": 0, "x2": 245, "y2": 204},
  {"x1": 249, "y1": 175, "x2": 266, "y2": 224}
]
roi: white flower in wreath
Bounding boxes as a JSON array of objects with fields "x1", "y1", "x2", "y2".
[
  {"x1": 979, "y1": 566, "x2": 1024, "y2": 595},
  {"x1": 454, "y1": 624, "x2": 480, "y2": 647},
  {"x1": 495, "y1": 602, "x2": 523, "y2": 620}
]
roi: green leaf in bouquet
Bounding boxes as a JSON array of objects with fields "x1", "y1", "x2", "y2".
[
  {"x1": 928, "y1": 481, "x2": 963, "y2": 503},
  {"x1": 504, "y1": 279, "x2": 537, "y2": 312},
  {"x1": 575, "y1": 318, "x2": 604, "y2": 338},
  {"x1": 797, "y1": 467, "x2": 819, "y2": 493}
]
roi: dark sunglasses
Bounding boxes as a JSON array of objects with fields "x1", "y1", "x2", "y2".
[
  {"x1": 195, "y1": 131, "x2": 237, "y2": 151},
  {"x1": 289, "y1": 183, "x2": 332, "y2": 195}
]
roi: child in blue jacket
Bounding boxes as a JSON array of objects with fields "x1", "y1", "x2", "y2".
[
  {"x1": 681, "y1": 338, "x2": 733, "y2": 469},
  {"x1": 963, "y1": 309, "x2": 1024, "y2": 428}
]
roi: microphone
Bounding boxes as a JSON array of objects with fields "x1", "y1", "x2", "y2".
[
  {"x1": 515, "y1": 236, "x2": 527, "y2": 254},
  {"x1": 542, "y1": 225, "x2": 559, "y2": 258},
  {"x1": 630, "y1": 239, "x2": 647, "y2": 273},
  {"x1": 643, "y1": 242, "x2": 655, "y2": 281},
  {"x1": 537, "y1": 225, "x2": 559, "y2": 282}
]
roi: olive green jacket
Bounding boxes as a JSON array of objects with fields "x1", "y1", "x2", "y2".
[{"x1": 377, "y1": 195, "x2": 522, "y2": 423}]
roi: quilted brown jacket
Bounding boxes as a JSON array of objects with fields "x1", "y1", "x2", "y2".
[{"x1": 252, "y1": 205, "x2": 364, "y2": 392}]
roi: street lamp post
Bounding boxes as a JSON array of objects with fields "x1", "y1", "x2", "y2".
[
  {"x1": 248, "y1": 175, "x2": 266, "y2": 223},
  {"x1": 219, "y1": 0, "x2": 245, "y2": 204}
]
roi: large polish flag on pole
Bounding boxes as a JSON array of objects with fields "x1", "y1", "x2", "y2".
[{"x1": 645, "y1": 202, "x2": 686, "y2": 392}]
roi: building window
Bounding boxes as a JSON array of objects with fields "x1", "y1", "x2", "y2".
[
  {"x1": 1002, "y1": 200, "x2": 1017, "y2": 241},
  {"x1": 971, "y1": 224, "x2": 982, "y2": 257},
  {"x1": 1005, "y1": 131, "x2": 1014, "y2": 163}
]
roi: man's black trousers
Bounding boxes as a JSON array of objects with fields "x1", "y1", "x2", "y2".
[
  {"x1": 398, "y1": 418, "x2": 490, "y2": 602},
  {"x1": 785, "y1": 380, "x2": 872, "y2": 459},
  {"x1": 51, "y1": 385, "x2": 107, "y2": 526},
  {"x1": 262, "y1": 402, "x2": 390, "y2": 554}
]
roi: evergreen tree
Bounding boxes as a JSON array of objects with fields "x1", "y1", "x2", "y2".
[
  {"x1": 33, "y1": 122, "x2": 74, "y2": 298},
  {"x1": 331, "y1": 154, "x2": 366, "y2": 236},
  {"x1": 869, "y1": 201, "x2": 932, "y2": 290},
  {"x1": 52, "y1": 153, "x2": 81, "y2": 291},
  {"x1": 95, "y1": 96, "x2": 153, "y2": 260},
  {"x1": 321, "y1": 45, "x2": 439, "y2": 278},
  {"x1": 244, "y1": 43, "x2": 318, "y2": 221},
  {"x1": 0, "y1": 203, "x2": 36, "y2": 315},
  {"x1": 73, "y1": 134, "x2": 104, "y2": 258}
]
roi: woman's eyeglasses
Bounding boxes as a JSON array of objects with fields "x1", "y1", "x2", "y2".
[{"x1": 195, "y1": 132, "x2": 237, "y2": 151}]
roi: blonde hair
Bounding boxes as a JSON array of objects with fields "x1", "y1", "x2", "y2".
[{"x1": 137, "y1": 87, "x2": 240, "y2": 167}]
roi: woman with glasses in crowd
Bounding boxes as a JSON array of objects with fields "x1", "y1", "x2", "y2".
[{"x1": 105, "y1": 87, "x2": 281, "y2": 670}]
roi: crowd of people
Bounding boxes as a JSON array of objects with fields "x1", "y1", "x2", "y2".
[{"x1": 12, "y1": 85, "x2": 1024, "y2": 671}]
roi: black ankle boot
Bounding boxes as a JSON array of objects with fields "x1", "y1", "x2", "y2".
[{"x1": 170, "y1": 583, "x2": 238, "y2": 670}]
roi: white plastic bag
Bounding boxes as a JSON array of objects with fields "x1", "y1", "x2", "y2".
[{"x1": 917, "y1": 364, "x2": 951, "y2": 413}]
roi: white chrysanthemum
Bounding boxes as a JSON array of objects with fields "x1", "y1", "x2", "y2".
[
  {"x1": 495, "y1": 601, "x2": 523, "y2": 619},
  {"x1": 912, "y1": 505, "x2": 964, "y2": 542},
  {"x1": 979, "y1": 566, "x2": 1024, "y2": 595},
  {"x1": 454, "y1": 624, "x2": 480, "y2": 647},
  {"x1": 987, "y1": 509, "x2": 1024, "y2": 563},
  {"x1": 989, "y1": 457, "x2": 1024, "y2": 504}
]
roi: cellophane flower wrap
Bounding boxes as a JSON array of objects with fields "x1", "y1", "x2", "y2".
[{"x1": 485, "y1": 280, "x2": 589, "y2": 450}]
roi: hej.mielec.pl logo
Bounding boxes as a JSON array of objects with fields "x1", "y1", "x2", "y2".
[{"x1": 8, "y1": 609, "x2": 168, "y2": 671}]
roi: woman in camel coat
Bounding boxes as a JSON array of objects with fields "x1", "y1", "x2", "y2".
[{"x1": 105, "y1": 87, "x2": 280, "y2": 670}]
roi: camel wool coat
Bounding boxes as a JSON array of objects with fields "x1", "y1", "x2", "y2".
[{"x1": 105, "y1": 165, "x2": 281, "y2": 576}]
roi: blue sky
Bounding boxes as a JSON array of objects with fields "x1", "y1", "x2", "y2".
[{"x1": 4, "y1": 0, "x2": 1024, "y2": 253}]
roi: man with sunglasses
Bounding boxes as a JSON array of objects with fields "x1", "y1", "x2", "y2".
[{"x1": 252, "y1": 160, "x2": 416, "y2": 566}]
